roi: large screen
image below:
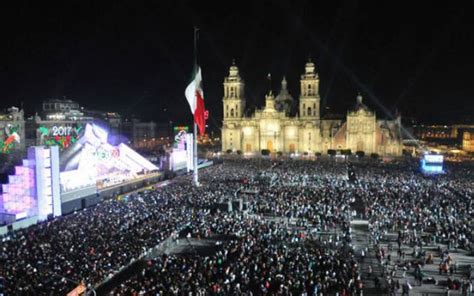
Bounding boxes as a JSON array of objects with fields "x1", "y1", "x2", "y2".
[
  {"x1": 0, "y1": 124, "x2": 20, "y2": 154},
  {"x1": 421, "y1": 154, "x2": 444, "y2": 174},
  {"x1": 170, "y1": 132, "x2": 193, "y2": 172}
]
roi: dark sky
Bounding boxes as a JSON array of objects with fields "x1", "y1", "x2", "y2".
[{"x1": 1, "y1": 1, "x2": 473, "y2": 132}]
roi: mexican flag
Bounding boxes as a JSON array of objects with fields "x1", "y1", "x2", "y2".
[{"x1": 185, "y1": 66, "x2": 206, "y2": 135}]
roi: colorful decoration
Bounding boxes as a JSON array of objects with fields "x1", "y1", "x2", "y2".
[
  {"x1": 39, "y1": 124, "x2": 83, "y2": 149},
  {"x1": 0, "y1": 124, "x2": 20, "y2": 154},
  {"x1": 95, "y1": 146, "x2": 120, "y2": 161},
  {"x1": 60, "y1": 123, "x2": 158, "y2": 191},
  {"x1": 173, "y1": 126, "x2": 189, "y2": 133}
]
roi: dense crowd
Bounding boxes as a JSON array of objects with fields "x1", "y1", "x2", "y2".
[
  {"x1": 112, "y1": 159, "x2": 473, "y2": 295},
  {"x1": 0, "y1": 158, "x2": 473, "y2": 295},
  {"x1": 115, "y1": 211, "x2": 359, "y2": 295}
]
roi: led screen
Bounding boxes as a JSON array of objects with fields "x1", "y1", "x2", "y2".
[
  {"x1": 0, "y1": 124, "x2": 20, "y2": 154},
  {"x1": 423, "y1": 154, "x2": 443, "y2": 163}
]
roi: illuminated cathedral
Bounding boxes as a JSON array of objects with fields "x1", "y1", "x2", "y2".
[{"x1": 221, "y1": 59, "x2": 402, "y2": 156}]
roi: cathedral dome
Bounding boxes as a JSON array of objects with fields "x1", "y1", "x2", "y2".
[
  {"x1": 351, "y1": 93, "x2": 372, "y2": 113},
  {"x1": 275, "y1": 76, "x2": 294, "y2": 113}
]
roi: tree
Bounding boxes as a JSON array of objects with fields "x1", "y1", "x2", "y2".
[
  {"x1": 327, "y1": 149, "x2": 336, "y2": 156},
  {"x1": 261, "y1": 149, "x2": 270, "y2": 156},
  {"x1": 236, "y1": 150, "x2": 242, "y2": 155},
  {"x1": 226, "y1": 149, "x2": 232, "y2": 154},
  {"x1": 356, "y1": 151, "x2": 365, "y2": 158},
  {"x1": 370, "y1": 153, "x2": 379, "y2": 159}
]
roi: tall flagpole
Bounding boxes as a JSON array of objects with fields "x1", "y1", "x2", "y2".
[{"x1": 193, "y1": 27, "x2": 199, "y2": 186}]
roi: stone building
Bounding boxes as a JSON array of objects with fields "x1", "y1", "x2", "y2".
[
  {"x1": 221, "y1": 59, "x2": 402, "y2": 156},
  {"x1": 463, "y1": 131, "x2": 474, "y2": 152}
]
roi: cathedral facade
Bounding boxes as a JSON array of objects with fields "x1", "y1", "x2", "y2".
[{"x1": 221, "y1": 60, "x2": 402, "y2": 156}]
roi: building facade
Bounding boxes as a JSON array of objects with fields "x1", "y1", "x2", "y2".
[
  {"x1": 413, "y1": 124, "x2": 474, "y2": 148},
  {"x1": 122, "y1": 119, "x2": 157, "y2": 148},
  {"x1": 463, "y1": 131, "x2": 474, "y2": 152},
  {"x1": 222, "y1": 60, "x2": 402, "y2": 156}
]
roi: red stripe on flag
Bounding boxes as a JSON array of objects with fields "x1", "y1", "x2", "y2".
[{"x1": 194, "y1": 90, "x2": 206, "y2": 135}]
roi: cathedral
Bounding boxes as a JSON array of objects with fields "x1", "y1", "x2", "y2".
[{"x1": 221, "y1": 59, "x2": 402, "y2": 156}]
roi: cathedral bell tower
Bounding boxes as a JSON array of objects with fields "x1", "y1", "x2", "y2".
[
  {"x1": 299, "y1": 58, "x2": 320, "y2": 119},
  {"x1": 222, "y1": 60, "x2": 245, "y2": 152},
  {"x1": 223, "y1": 60, "x2": 245, "y2": 120}
]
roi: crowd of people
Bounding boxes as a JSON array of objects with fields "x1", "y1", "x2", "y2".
[
  {"x1": 115, "y1": 214, "x2": 359, "y2": 295},
  {"x1": 112, "y1": 159, "x2": 473, "y2": 295},
  {"x1": 0, "y1": 157, "x2": 473, "y2": 295}
]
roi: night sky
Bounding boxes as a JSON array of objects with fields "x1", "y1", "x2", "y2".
[{"x1": 1, "y1": 1, "x2": 473, "y2": 132}]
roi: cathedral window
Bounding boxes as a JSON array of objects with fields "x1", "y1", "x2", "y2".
[
  {"x1": 230, "y1": 109, "x2": 234, "y2": 117},
  {"x1": 307, "y1": 107, "x2": 312, "y2": 116}
]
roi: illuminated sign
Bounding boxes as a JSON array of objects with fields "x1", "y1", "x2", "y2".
[
  {"x1": 173, "y1": 126, "x2": 189, "y2": 133},
  {"x1": 423, "y1": 154, "x2": 443, "y2": 163},
  {"x1": 0, "y1": 124, "x2": 20, "y2": 154},
  {"x1": 38, "y1": 124, "x2": 83, "y2": 149}
]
